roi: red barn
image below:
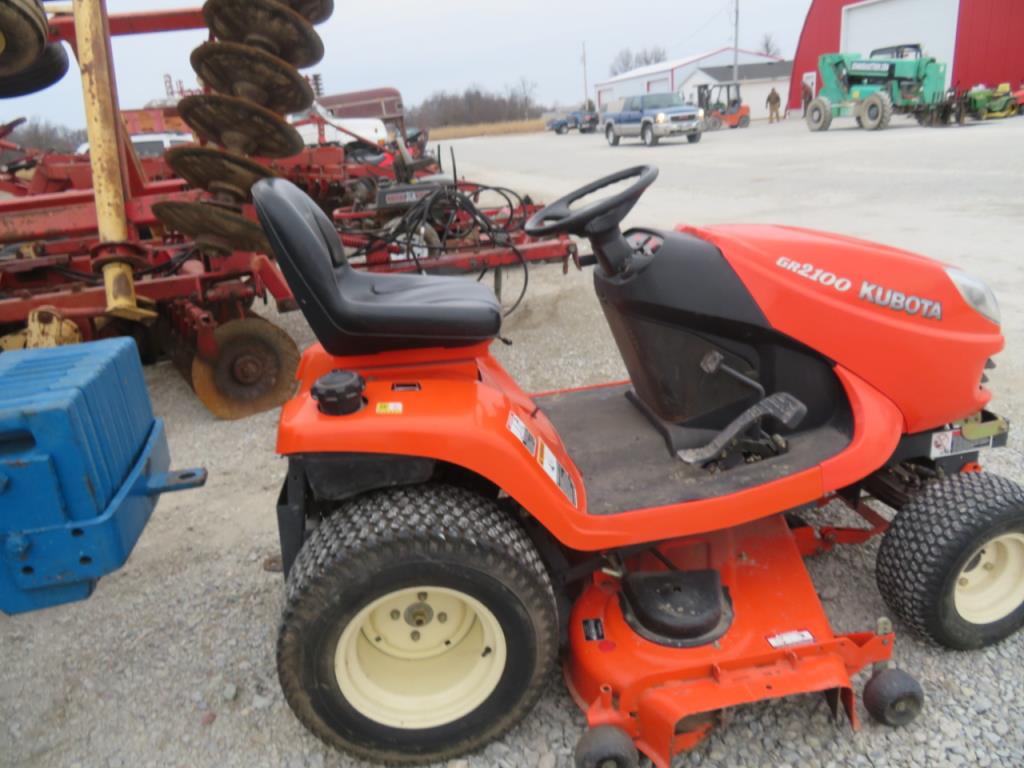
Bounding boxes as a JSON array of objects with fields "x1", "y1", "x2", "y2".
[{"x1": 788, "y1": 0, "x2": 1024, "y2": 110}]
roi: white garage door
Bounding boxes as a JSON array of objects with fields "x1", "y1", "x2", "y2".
[
  {"x1": 646, "y1": 78, "x2": 670, "y2": 93},
  {"x1": 841, "y1": 0, "x2": 960, "y2": 87}
]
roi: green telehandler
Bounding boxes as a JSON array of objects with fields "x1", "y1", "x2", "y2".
[{"x1": 806, "y1": 44, "x2": 963, "y2": 132}]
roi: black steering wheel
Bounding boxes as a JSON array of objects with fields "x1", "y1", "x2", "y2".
[{"x1": 524, "y1": 165, "x2": 658, "y2": 239}]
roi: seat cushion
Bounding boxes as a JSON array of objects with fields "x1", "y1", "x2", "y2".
[
  {"x1": 338, "y1": 269, "x2": 502, "y2": 339},
  {"x1": 253, "y1": 178, "x2": 501, "y2": 357}
]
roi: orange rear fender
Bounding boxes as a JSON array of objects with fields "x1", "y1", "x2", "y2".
[{"x1": 279, "y1": 346, "x2": 906, "y2": 551}]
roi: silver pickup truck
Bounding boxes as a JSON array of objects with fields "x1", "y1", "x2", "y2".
[{"x1": 602, "y1": 93, "x2": 704, "y2": 146}]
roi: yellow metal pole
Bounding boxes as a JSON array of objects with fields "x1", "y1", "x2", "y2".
[
  {"x1": 72, "y1": 0, "x2": 153, "y2": 320},
  {"x1": 73, "y1": 0, "x2": 125, "y2": 242}
]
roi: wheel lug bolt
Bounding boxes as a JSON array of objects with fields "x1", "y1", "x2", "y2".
[
  {"x1": 959, "y1": 577, "x2": 969, "y2": 586},
  {"x1": 417, "y1": 592, "x2": 428, "y2": 602},
  {"x1": 411, "y1": 630, "x2": 421, "y2": 641},
  {"x1": 390, "y1": 609, "x2": 400, "y2": 620},
  {"x1": 438, "y1": 612, "x2": 447, "y2": 624}
]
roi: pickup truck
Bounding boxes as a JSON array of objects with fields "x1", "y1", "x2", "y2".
[
  {"x1": 547, "y1": 110, "x2": 600, "y2": 134},
  {"x1": 602, "y1": 93, "x2": 704, "y2": 146}
]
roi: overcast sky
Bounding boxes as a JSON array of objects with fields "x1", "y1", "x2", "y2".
[{"x1": 8, "y1": 0, "x2": 812, "y2": 129}]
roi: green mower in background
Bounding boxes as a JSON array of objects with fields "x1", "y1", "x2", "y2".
[
  {"x1": 964, "y1": 83, "x2": 1019, "y2": 120},
  {"x1": 806, "y1": 44, "x2": 963, "y2": 131}
]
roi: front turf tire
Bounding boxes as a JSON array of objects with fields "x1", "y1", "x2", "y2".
[
  {"x1": 277, "y1": 484, "x2": 558, "y2": 764},
  {"x1": 641, "y1": 124, "x2": 658, "y2": 146},
  {"x1": 605, "y1": 125, "x2": 620, "y2": 146},
  {"x1": 876, "y1": 472, "x2": 1024, "y2": 650},
  {"x1": 687, "y1": 131, "x2": 702, "y2": 144}
]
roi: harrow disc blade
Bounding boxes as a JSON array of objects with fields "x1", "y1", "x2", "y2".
[
  {"x1": 202, "y1": 0, "x2": 324, "y2": 69},
  {"x1": 0, "y1": 0, "x2": 48, "y2": 77},
  {"x1": 165, "y1": 145, "x2": 274, "y2": 201},
  {"x1": 153, "y1": 200, "x2": 271, "y2": 253},
  {"x1": 191, "y1": 316, "x2": 299, "y2": 420},
  {"x1": 278, "y1": 0, "x2": 334, "y2": 25},
  {"x1": 178, "y1": 93, "x2": 304, "y2": 158},
  {"x1": 190, "y1": 41, "x2": 314, "y2": 114}
]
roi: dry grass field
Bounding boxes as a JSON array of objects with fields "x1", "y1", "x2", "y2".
[{"x1": 429, "y1": 118, "x2": 545, "y2": 140}]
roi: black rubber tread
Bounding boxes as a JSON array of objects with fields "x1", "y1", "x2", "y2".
[
  {"x1": 0, "y1": 43, "x2": 69, "y2": 99},
  {"x1": 806, "y1": 97, "x2": 832, "y2": 131},
  {"x1": 0, "y1": 0, "x2": 47, "y2": 77},
  {"x1": 277, "y1": 483, "x2": 558, "y2": 764},
  {"x1": 686, "y1": 131, "x2": 702, "y2": 144},
  {"x1": 876, "y1": 472, "x2": 1024, "y2": 649},
  {"x1": 606, "y1": 124, "x2": 620, "y2": 146},
  {"x1": 863, "y1": 668, "x2": 924, "y2": 727},
  {"x1": 861, "y1": 91, "x2": 893, "y2": 131},
  {"x1": 641, "y1": 124, "x2": 658, "y2": 146}
]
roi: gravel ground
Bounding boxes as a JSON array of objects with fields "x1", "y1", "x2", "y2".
[{"x1": 3, "y1": 116, "x2": 1024, "y2": 768}]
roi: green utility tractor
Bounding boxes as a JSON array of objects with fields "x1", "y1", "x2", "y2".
[{"x1": 806, "y1": 44, "x2": 962, "y2": 132}]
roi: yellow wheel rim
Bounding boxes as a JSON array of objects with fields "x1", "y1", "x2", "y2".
[
  {"x1": 335, "y1": 586, "x2": 507, "y2": 729},
  {"x1": 954, "y1": 532, "x2": 1024, "y2": 624}
]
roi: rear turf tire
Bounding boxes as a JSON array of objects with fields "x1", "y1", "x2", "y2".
[
  {"x1": 876, "y1": 472, "x2": 1024, "y2": 650},
  {"x1": 277, "y1": 484, "x2": 558, "y2": 764}
]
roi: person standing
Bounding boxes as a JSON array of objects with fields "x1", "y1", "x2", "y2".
[
  {"x1": 802, "y1": 80, "x2": 813, "y2": 116},
  {"x1": 766, "y1": 87, "x2": 782, "y2": 123}
]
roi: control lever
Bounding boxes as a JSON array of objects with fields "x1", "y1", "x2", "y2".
[{"x1": 701, "y1": 350, "x2": 765, "y2": 398}]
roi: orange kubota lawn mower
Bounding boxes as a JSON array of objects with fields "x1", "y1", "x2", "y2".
[{"x1": 251, "y1": 165, "x2": 1020, "y2": 768}]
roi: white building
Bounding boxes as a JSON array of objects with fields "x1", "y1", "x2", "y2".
[
  {"x1": 593, "y1": 47, "x2": 785, "y2": 112},
  {"x1": 681, "y1": 61, "x2": 793, "y2": 120}
]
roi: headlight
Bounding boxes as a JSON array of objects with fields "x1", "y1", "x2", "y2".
[
  {"x1": 698, "y1": 108, "x2": 705, "y2": 120},
  {"x1": 947, "y1": 267, "x2": 1000, "y2": 325},
  {"x1": 655, "y1": 112, "x2": 666, "y2": 124}
]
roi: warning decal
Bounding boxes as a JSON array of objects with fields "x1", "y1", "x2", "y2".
[
  {"x1": 929, "y1": 427, "x2": 993, "y2": 459},
  {"x1": 766, "y1": 629, "x2": 815, "y2": 649},
  {"x1": 506, "y1": 410, "x2": 537, "y2": 456},
  {"x1": 537, "y1": 440, "x2": 578, "y2": 507}
]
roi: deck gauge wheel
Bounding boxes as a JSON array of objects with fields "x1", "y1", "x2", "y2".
[
  {"x1": 863, "y1": 668, "x2": 924, "y2": 727},
  {"x1": 574, "y1": 725, "x2": 640, "y2": 768}
]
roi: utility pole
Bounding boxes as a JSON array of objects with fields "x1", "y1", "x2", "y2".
[
  {"x1": 582, "y1": 42, "x2": 589, "y2": 109},
  {"x1": 732, "y1": 0, "x2": 739, "y2": 83}
]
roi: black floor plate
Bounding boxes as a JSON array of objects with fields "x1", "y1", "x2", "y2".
[{"x1": 536, "y1": 383, "x2": 850, "y2": 516}]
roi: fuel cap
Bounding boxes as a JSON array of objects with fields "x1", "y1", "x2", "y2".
[{"x1": 311, "y1": 370, "x2": 365, "y2": 415}]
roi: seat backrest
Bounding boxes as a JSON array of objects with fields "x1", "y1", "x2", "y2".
[{"x1": 252, "y1": 178, "x2": 352, "y2": 345}]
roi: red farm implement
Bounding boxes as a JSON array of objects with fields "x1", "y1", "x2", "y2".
[{"x1": 0, "y1": 1, "x2": 577, "y2": 418}]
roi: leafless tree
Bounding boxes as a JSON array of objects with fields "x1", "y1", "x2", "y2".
[
  {"x1": 516, "y1": 76, "x2": 538, "y2": 118},
  {"x1": 634, "y1": 46, "x2": 668, "y2": 67},
  {"x1": 406, "y1": 81, "x2": 548, "y2": 129},
  {"x1": 0, "y1": 118, "x2": 87, "y2": 165},
  {"x1": 759, "y1": 33, "x2": 781, "y2": 58},
  {"x1": 609, "y1": 48, "x2": 634, "y2": 77},
  {"x1": 610, "y1": 46, "x2": 667, "y2": 77}
]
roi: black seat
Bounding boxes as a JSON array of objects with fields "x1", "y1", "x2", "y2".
[{"x1": 252, "y1": 178, "x2": 501, "y2": 356}]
